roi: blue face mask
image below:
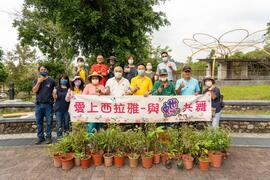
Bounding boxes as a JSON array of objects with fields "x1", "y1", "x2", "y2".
[
  {"x1": 138, "y1": 70, "x2": 145, "y2": 75},
  {"x1": 40, "y1": 72, "x2": 48, "y2": 77},
  {"x1": 60, "y1": 79, "x2": 68, "y2": 86}
]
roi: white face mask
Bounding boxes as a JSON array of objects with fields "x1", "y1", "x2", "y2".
[
  {"x1": 146, "y1": 66, "x2": 152, "y2": 70},
  {"x1": 114, "y1": 72, "x2": 122, "y2": 79},
  {"x1": 78, "y1": 62, "x2": 84, "y2": 67},
  {"x1": 159, "y1": 77, "x2": 168, "y2": 82},
  {"x1": 128, "y1": 59, "x2": 133, "y2": 65},
  {"x1": 92, "y1": 79, "x2": 99, "y2": 85},
  {"x1": 205, "y1": 81, "x2": 213, "y2": 87},
  {"x1": 162, "y1": 57, "x2": 168, "y2": 63}
]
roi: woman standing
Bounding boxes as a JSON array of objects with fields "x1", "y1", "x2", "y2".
[
  {"x1": 65, "y1": 76, "x2": 84, "y2": 102},
  {"x1": 203, "y1": 76, "x2": 222, "y2": 127},
  {"x1": 53, "y1": 74, "x2": 70, "y2": 140},
  {"x1": 83, "y1": 72, "x2": 106, "y2": 133}
]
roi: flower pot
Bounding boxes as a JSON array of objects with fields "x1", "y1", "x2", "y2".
[
  {"x1": 181, "y1": 154, "x2": 189, "y2": 160},
  {"x1": 92, "y1": 152, "x2": 103, "y2": 166},
  {"x1": 81, "y1": 155, "x2": 91, "y2": 169},
  {"x1": 61, "y1": 155, "x2": 74, "y2": 170},
  {"x1": 161, "y1": 152, "x2": 168, "y2": 165},
  {"x1": 53, "y1": 155, "x2": 62, "y2": 168},
  {"x1": 153, "y1": 153, "x2": 161, "y2": 164},
  {"x1": 114, "y1": 155, "x2": 125, "y2": 168},
  {"x1": 211, "y1": 152, "x2": 223, "y2": 168},
  {"x1": 141, "y1": 155, "x2": 153, "y2": 169},
  {"x1": 183, "y1": 156, "x2": 194, "y2": 170},
  {"x1": 74, "y1": 158, "x2": 81, "y2": 166},
  {"x1": 103, "y1": 153, "x2": 113, "y2": 167},
  {"x1": 128, "y1": 156, "x2": 139, "y2": 168},
  {"x1": 199, "y1": 160, "x2": 209, "y2": 171}
]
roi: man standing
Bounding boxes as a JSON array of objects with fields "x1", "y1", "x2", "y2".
[
  {"x1": 32, "y1": 65, "x2": 56, "y2": 144},
  {"x1": 90, "y1": 54, "x2": 109, "y2": 86},
  {"x1": 156, "y1": 51, "x2": 177, "y2": 82},
  {"x1": 130, "y1": 64, "x2": 153, "y2": 97},
  {"x1": 175, "y1": 65, "x2": 200, "y2": 95},
  {"x1": 152, "y1": 69, "x2": 176, "y2": 96},
  {"x1": 105, "y1": 66, "x2": 130, "y2": 97},
  {"x1": 107, "y1": 56, "x2": 118, "y2": 79}
]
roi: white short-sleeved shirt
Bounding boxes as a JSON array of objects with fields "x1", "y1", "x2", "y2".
[
  {"x1": 157, "y1": 61, "x2": 177, "y2": 81},
  {"x1": 105, "y1": 77, "x2": 130, "y2": 97}
]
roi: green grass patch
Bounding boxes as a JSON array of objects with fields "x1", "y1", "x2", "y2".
[{"x1": 220, "y1": 85, "x2": 270, "y2": 100}]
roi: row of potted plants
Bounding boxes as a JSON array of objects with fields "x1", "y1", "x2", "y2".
[{"x1": 48, "y1": 123, "x2": 231, "y2": 171}]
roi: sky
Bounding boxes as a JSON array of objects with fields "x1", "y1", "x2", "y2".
[{"x1": 0, "y1": 0, "x2": 269, "y2": 63}]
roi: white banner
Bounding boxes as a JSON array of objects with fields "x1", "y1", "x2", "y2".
[{"x1": 69, "y1": 93, "x2": 212, "y2": 123}]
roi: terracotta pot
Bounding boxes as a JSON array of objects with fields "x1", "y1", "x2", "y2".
[
  {"x1": 153, "y1": 153, "x2": 161, "y2": 164},
  {"x1": 103, "y1": 154, "x2": 113, "y2": 167},
  {"x1": 81, "y1": 155, "x2": 91, "y2": 169},
  {"x1": 199, "y1": 160, "x2": 209, "y2": 171},
  {"x1": 74, "y1": 158, "x2": 81, "y2": 166},
  {"x1": 141, "y1": 155, "x2": 153, "y2": 169},
  {"x1": 183, "y1": 157, "x2": 194, "y2": 170},
  {"x1": 92, "y1": 152, "x2": 103, "y2": 166},
  {"x1": 53, "y1": 155, "x2": 62, "y2": 168},
  {"x1": 181, "y1": 154, "x2": 189, "y2": 160},
  {"x1": 128, "y1": 156, "x2": 139, "y2": 168},
  {"x1": 61, "y1": 155, "x2": 74, "y2": 170},
  {"x1": 114, "y1": 155, "x2": 125, "y2": 167},
  {"x1": 211, "y1": 152, "x2": 223, "y2": 168},
  {"x1": 161, "y1": 152, "x2": 168, "y2": 165}
]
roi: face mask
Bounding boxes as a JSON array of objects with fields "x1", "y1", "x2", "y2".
[
  {"x1": 92, "y1": 79, "x2": 99, "y2": 85},
  {"x1": 205, "y1": 81, "x2": 213, "y2": 87},
  {"x1": 60, "y1": 79, "x2": 68, "y2": 86},
  {"x1": 159, "y1": 77, "x2": 168, "y2": 82},
  {"x1": 74, "y1": 80, "x2": 81, "y2": 87},
  {"x1": 78, "y1": 62, "x2": 84, "y2": 67},
  {"x1": 40, "y1": 72, "x2": 48, "y2": 77},
  {"x1": 162, "y1": 57, "x2": 168, "y2": 63},
  {"x1": 114, "y1": 72, "x2": 122, "y2": 79},
  {"x1": 138, "y1": 70, "x2": 145, "y2": 76},
  {"x1": 146, "y1": 66, "x2": 152, "y2": 70},
  {"x1": 128, "y1": 59, "x2": 133, "y2": 64}
]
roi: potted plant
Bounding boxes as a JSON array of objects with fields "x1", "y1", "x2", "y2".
[
  {"x1": 89, "y1": 129, "x2": 106, "y2": 166},
  {"x1": 125, "y1": 127, "x2": 144, "y2": 168},
  {"x1": 207, "y1": 127, "x2": 231, "y2": 168},
  {"x1": 48, "y1": 143, "x2": 62, "y2": 168},
  {"x1": 141, "y1": 124, "x2": 155, "y2": 169},
  {"x1": 80, "y1": 152, "x2": 91, "y2": 169},
  {"x1": 103, "y1": 125, "x2": 118, "y2": 167},
  {"x1": 150, "y1": 125, "x2": 164, "y2": 164},
  {"x1": 199, "y1": 155, "x2": 209, "y2": 171},
  {"x1": 58, "y1": 135, "x2": 74, "y2": 170},
  {"x1": 71, "y1": 122, "x2": 91, "y2": 167},
  {"x1": 113, "y1": 126, "x2": 125, "y2": 168}
]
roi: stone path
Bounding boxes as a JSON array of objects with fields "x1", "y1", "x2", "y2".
[{"x1": 0, "y1": 146, "x2": 270, "y2": 180}]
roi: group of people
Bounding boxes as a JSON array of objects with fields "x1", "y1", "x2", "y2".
[{"x1": 32, "y1": 51, "x2": 222, "y2": 144}]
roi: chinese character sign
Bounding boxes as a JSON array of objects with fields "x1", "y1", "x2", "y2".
[{"x1": 69, "y1": 93, "x2": 212, "y2": 123}]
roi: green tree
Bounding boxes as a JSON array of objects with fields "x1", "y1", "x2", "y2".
[
  {"x1": 14, "y1": 0, "x2": 170, "y2": 66},
  {"x1": 5, "y1": 44, "x2": 37, "y2": 94},
  {"x1": 0, "y1": 48, "x2": 8, "y2": 83}
]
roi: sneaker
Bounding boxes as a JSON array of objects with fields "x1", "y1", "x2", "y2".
[
  {"x1": 45, "y1": 138, "x2": 52, "y2": 144},
  {"x1": 35, "y1": 137, "x2": 45, "y2": 145}
]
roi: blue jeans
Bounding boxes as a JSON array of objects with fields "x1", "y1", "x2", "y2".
[
  {"x1": 212, "y1": 111, "x2": 221, "y2": 127},
  {"x1": 35, "y1": 103, "x2": 53, "y2": 140},
  {"x1": 55, "y1": 111, "x2": 70, "y2": 139}
]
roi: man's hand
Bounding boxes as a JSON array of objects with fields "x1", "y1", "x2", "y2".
[
  {"x1": 144, "y1": 92, "x2": 150, "y2": 97},
  {"x1": 37, "y1": 76, "x2": 45, "y2": 84},
  {"x1": 157, "y1": 87, "x2": 163, "y2": 93},
  {"x1": 124, "y1": 67, "x2": 130, "y2": 73},
  {"x1": 180, "y1": 82, "x2": 185, "y2": 88}
]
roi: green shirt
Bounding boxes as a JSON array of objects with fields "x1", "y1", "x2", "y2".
[{"x1": 152, "y1": 80, "x2": 176, "y2": 96}]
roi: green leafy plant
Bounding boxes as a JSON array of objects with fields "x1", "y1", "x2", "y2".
[{"x1": 125, "y1": 126, "x2": 144, "y2": 159}]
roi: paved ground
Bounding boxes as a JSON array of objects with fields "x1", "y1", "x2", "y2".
[{"x1": 0, "y1": 146, "x2": 270, "y2": 180}]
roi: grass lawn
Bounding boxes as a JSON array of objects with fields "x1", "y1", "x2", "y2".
[{"x1": 220, "y1": 85, "x2": 270, "y2": 100}]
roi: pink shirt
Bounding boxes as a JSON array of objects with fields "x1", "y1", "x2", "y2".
[{"x1": 82, "y1": 84, "x2": 105, "y2": 95}]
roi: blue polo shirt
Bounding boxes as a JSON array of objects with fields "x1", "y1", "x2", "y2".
[{"x1": 175, "y1": 78, "x2": 200, "y2": 95}]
